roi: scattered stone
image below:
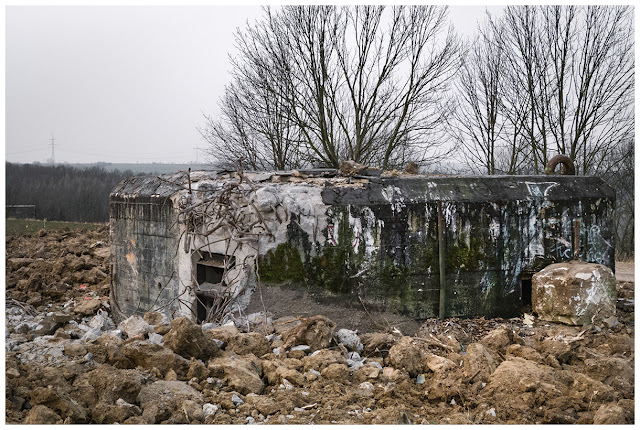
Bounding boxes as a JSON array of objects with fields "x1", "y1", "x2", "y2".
[
  {"x1": 208, "y1": 354, "x2": 265, "y2": 395},
  {"x1": 154, "y1": 324, "x2": 171, "y2": 335},
  {"x1": 388, "y1": 336, "x2": 423, "y2": 377},
  {"x1": 245, "y1": 394, "x2": 279, "y2": 416},
  {"x1": 593, "y1": 403, "x2": 627, "y2": 424},
  {"x1": 163, "y1": 316, "x2": 220, "y2": 361},
  {"x1": 532, "y1": 261, "x2": 616, "y2": 325},
  {"x1": 143, "y1": 311, "x2": 169, "y2": 326},
  {"x1": 336, "y1": 328, "x2": 364, "y2": 352},
  {"x1": 231, "y1": 394, "x2": 244, "y2": 406},
  {"x1": 24, "y1": 404, "x2": 63, "y2": 424},
  {"x1": 463, "y1": 342, "x2": 497, "y2": 382},
  {"x1": 425, "y1": 353, "x2": 456, "y2": 373},
  {"x1": 302, "y1": 349, "x2": 346, "y2": 372},
  {"x1": 321, "y1": 363, "x2": 349, "y2": 381},
  {"x1": 137, "y1": 380, "x2": 203, "y2": 408},
  {"x1": 282, "y1": 315, "x2": 336, "y2": 352},
  {"x1": 202, "y1": 403, "x2": 219, "y2": 419},
  {"x1": 52, "y1": 312, "x2": 75, "y2": 324},
  {"x1": 119, "y1": 315, "x2": 151, "y2": 339},
  {"x1": 74, "y1": 298, "x2": 103, "y2": 316},
  {"x1": 479, "y1": 326, "x2": 514, "y2": 353},
  {"x1": 226, "y1": 332, "x2": 270, "y2": 357},
  {"x1": 121, "y1": 340, "x2": 191, "y2": 379},
  {"x1": 148, "y1": 332, "x2": 164, "y2": 345},
  {"x1": 64, "y1": 343, "x2": 88, "y2": 357}
]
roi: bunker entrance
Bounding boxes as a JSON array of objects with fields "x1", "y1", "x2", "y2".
[
  {"x1": 195, "y1": 253, "x2": 236, "y2": 323},
  {"x1": 520, "y1": 275, "x2": 533, "y2": 310}
]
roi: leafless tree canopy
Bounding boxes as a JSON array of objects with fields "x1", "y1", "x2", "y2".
[
  {"x1": 451, "y1": 5, "x2": 634, "y2": 177},
  {"x1": 201, "y1": 5, "x2": 460, "y2": 170}
]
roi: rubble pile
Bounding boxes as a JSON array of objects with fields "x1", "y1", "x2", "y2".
[{"x1": 5, "y1": 228, "x2": 635, "y2": 424}]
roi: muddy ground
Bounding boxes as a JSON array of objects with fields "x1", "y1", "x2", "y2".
[{"x1": 5, "y1": 227, "x2": 635, "y2": 424}]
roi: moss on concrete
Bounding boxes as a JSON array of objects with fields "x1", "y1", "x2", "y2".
[{"x1": 258, "y1": 243, "x2": 306, "y2": 283}]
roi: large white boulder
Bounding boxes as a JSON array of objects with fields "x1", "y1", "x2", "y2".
[{"x1": 532, "y1": 261, "x2": 616, "y2": 325}]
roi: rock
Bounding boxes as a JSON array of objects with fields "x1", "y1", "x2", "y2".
[
  {"x1": 32, "y1": 315, "x2": 61, "y2": 336},
  {"x1": 74, "y1": 298, "x2": 103, "y2": 316},
  {"x1": 338, "y1": 160, "x2": 380, "y2": 176},
  {"x1": 137, "y1": 380, "x2": 203, "y2": 408},
  {"x1": 462, "y1": 342, "x2": 497, "y2": 383},
  {"x1": 336, "y1": 328, "x2": 363, "y2": 352},
  {"x1": 357, "y1": 381, "x2": 375, "y2": 397},
  {"x1": 321, "y1": 363, "x2": 350, "y2": 381},
  {"x1": 281, "y1": 315, "x2": 336, "y2": 352},
  {"x1": 119, "y1": 315, "x2": 151, "y2": 339},
  {"x1": 52, "y1": 312, "x2": 75, "y2": 324},
  {"x1": 64, "y1": 343, "x2": 88, "y2": 357},
  {"x1": 593, "y1": 403, "x2": 627, "y2": 424},
  {"x1": 388, "y1": 336, "x2": 424, "y2": 377},
  {"x1": 121, "y1": 340, "x2": 190, "y2": 379},
  {"x1": 154, "y1": 324, "x2": 171, "y2": 335},
  {"x1": 202, "y1": 403, "x2": 219, "y2": 419},
  {"x1": 142, "y1": 403, "x2": 172, "y2": 424},
  {"x1": 24, "y1": 404, "x2": 63, "y2": 424},
  {"x1": 479, "y1": 326, "x2": 514, "y2": 353},
  {"x1": 362, "y1": 332, "x2": 396, "y2": 355},
  {"x1": 483, "y1": 357, "x2": 563, "y2": 421},
  {"x1": 354, "y1": 363, "x2": 382, "y2": 381},
  {"x1": 144, "y1": 311, "x2": 169, "y2": 326},
  {"x1": 231, "y1": 394, "x2": 244, "y2": 406},
  {"x1": 92, "y1": 401, "x2": 142, "y2": 424},
  {"x1": 165, "y1": 369, "x2": 178, "y2": 381},
  {"x1": 273, "y1": 316, "x2": 302, "y2": 336},
  {"x1": 208, "y1": 354, "x2": 264, "y2": 395},
  {"x1": 30, "y1": 386, "x2": 89, "y2": 423},
  {"x1": 246, "y1": 394, "x2": 279, "y2": 416},
  {"x1": 164, "y1": 316, "x2": 219, "y2": 360},
  {"x1": 532, "y1": 261, "x2": 616, "y2": 325},
  {"x1": 584, "y1": 356, "x2": 634, "y2": 398},
  {"x1": 571, "y1": 373, "x2": 617, "y2": 404},
  {"x1": 187, "y1": 357, "x2": 210, "y2": 381},
  {"x1": 302, "y1": 349, "x2": 346, "y2": 372},
  {"x1": 148, "y1": 332, "x2": 164, "y2": 345},
  {"x1": 181, "y1": 399, "x2": 204, "y2": 422},
  {"x1": 226, "y1": 332, "x2": 270, "y2": 357},
  {"x1": 203, "y1": 324, "x2": 239, "y2": 348},
  {"x1": 425, "y1": 353, "x2": 456, "y2": 373},
  {"x1": 381, "y1": 367, "x2": 405, "y2": 383},
  {"x1": 85, "y1": 364, "x2": 144, "y2": 404},
  {"x1": 8, "y1": 257, "x2": 34, "y2": 271},
  {"x1": 88, "y1": 309, "x2": 114, "y2": 331},
  {"x1": 123, "y1": 416, "x2": 149, "y2": 424},
  {"x1": 505, "y1": 344, "x2": 543, "y2": 363}
]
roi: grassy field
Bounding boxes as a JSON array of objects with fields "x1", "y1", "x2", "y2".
[{"x1": 5, "y1": 218, "x2": 105, "y2": 235}]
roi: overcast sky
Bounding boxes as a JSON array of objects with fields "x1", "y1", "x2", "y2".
[{"x1": 5, "y1": 4, "x2": 502, "y2": 165}]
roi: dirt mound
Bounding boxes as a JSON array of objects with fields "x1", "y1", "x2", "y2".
[{"x1": 4, "y1": 228, "x2": 635, "y2": 424}]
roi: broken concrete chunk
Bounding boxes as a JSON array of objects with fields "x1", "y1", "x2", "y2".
[
  {"x1": 281, "y1": 315, "x2": 336, "y2": 352},
  {"x1": 532, "y1": 261, "x2": 616, "y2": 326},
  {"x1": 143, "y1": 311, "x2": 169, "y2": 326},
  {"x1": 119, "y1": 315, "x2": 151, "y2": 339},
  {"x1": 74, "y1": 298, "x2": 103, "y2": 316},
  {"x1": 388, "y1": 336, "x2": 424, "y2": 377},
  {"x1": 336, "y1": 328, "x2": 364, "y2": 352},
  {"x1": 163, "y1": 316, "x2": 219, "y2": 360}
]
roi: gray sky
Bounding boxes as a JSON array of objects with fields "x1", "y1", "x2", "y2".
[{"x1": 5, "y1": 5, "x2": 502, "y2": 164}]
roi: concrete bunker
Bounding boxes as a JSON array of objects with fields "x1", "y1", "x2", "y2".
[{"x1": 109, "y1": 169, "x2": 615, "y2": 323}]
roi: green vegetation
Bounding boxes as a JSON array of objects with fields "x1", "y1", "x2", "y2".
[
  {"x1": 5, "y1": 218, "x2": 104, "y2": 235},
  {"x1": 258, "y1": 243, "x2": 306, "y2": 283}
]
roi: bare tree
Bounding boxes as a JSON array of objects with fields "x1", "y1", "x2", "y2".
[
  {"x1": 201, "y1": 5, "x2": 460, "y2": 170},
  {"x1": 485, "y1": 5, "x2": 634, "y2": 175}
]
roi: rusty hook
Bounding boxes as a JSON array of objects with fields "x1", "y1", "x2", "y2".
[{"x1": 545, "y1": 155, "x2": 575, "y2": 175}]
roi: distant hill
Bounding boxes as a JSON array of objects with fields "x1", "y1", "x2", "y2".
[{"x1": 67, "y1": 162, "x2": 214, "y2": 175}]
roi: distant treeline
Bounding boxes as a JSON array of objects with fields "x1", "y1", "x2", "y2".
[{"x1": 5, "y1": 162, "x2": 142, "y2": 223}]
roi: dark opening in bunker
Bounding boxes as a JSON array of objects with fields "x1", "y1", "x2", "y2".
[
  {"x1": 195, "y1": 253, "x2": 235, "y2": 323},
  {"x1": 520, "y1": 275, "x2": 533, "y2": 310}
]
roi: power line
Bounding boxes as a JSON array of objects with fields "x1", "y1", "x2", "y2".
[{"x1": 49, "y1": 134, "x2": 56, "y2": 165}]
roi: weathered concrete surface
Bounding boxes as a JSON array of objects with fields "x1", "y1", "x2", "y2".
[
  {"x1": 110, "y1": 171, "x2": 615, "y2": 322},
  {"x1": 532, "y1": 261, "x2": 617, "y2": 325}
]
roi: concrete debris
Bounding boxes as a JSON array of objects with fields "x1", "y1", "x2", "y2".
[
  {"x1": 532, "y1": 261, "x2": 617, "y2": 325},
  {"x1": 119, "y1": 315, "x2": 151, "y2": 339},
  {"x1": 4, "y1": 227, "x2": 635, "y2": 424},
  {"x1": 336, "y1": 328, "x2": 364, "y2": 352}
]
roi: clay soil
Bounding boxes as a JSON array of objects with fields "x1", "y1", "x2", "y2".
[{"x1": 5, "y1": 227, "x2": 635, "y2": 424}]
